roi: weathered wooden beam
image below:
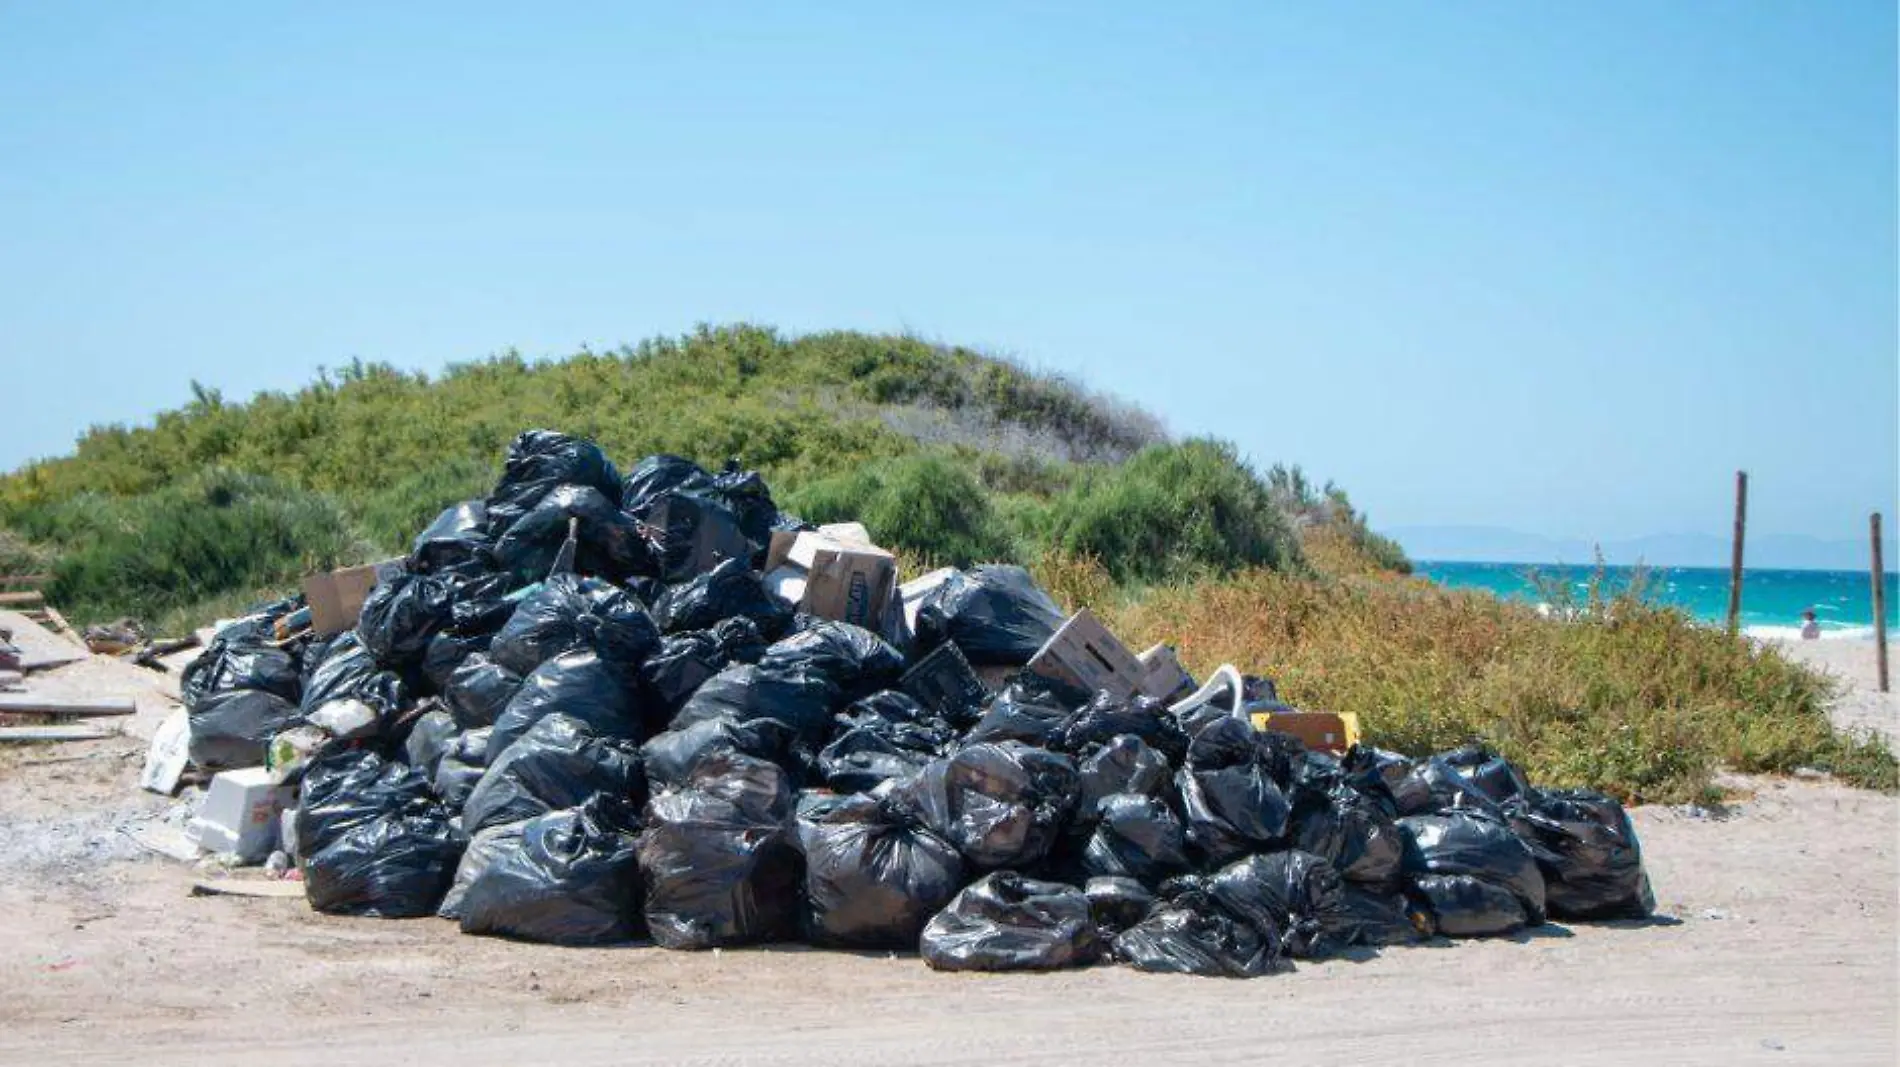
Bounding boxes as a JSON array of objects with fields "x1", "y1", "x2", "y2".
[
  {"x1": 0, "y1": 574, "x2": 49, "y2": 588},
  {"x1": 0, "y1": 695, "x2": 136, "y2": 717},
  {"x1": 0, "y1": 725, "x2": 115, "y2": 743},
  {"x1": 0, "y1": 591, "x2": 46, "y2": 606}
]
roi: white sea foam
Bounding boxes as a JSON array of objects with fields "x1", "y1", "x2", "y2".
[{"x1": 1743, "y1": 624, "x2": 1878, "y2": 642}]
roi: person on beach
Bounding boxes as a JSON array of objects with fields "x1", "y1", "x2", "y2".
[{"x1": 1800, "y1": 609, "x2": 1820, "y2": 640}]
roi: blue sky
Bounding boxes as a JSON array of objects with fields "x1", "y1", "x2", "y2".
[{"x1": 2, "y1": 3, "x2": 1893, "y2": 563}]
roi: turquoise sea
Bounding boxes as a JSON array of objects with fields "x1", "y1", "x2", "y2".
[{"x1": 1419, "y1": 560, "x2": 1899, "y2": 639}]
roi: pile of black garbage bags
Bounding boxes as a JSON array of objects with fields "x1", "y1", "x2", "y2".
[{"x1": 180, "y1": 429, "x2": 1654, "y2": 977}]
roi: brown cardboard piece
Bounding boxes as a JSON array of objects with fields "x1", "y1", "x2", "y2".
[
  {"x1": 1254, "y1": 710, "x2": 1354, "y2": 754},
  {"x1": 1025, "y1": 609, "x2": 1144, "y2": 700},
  {"x1": 1136, "y1": 643, "x2": 1196, "y2": 702},
  {"x1": 303, "y1": 559, "x2": 404, "y2": 637},
  {"x1": 764, "y1": 524, "x2": 898, "y2": 632}
]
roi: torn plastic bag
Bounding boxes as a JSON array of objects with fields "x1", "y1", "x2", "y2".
[
  {"x1": 1504, "y1": 789, "x2": 1654, "y2": 920},
  {"x1": 966, "y1": 672, "x2": 1090, "y2": 747},
  {"x1": 639, "y1": 491, "x2": 755, "y2": 582},
  {"x1": 1399, "y1": 810, "x2": 1546, "y2": 925},
  {"x1": 639, "y1": 617, "x2": 767, "y2": 715},
  {"x1": 303, "y1": 807, "x2": 466, "y2": 918},
  {"x1": 642, "y1": 716, "x2": 801, "y2": 792},
  {"x1": 910, "y1": 565, "x2": 1066, "y2": 666},
  {"x1": 484, "y1": 429, "x2": 622, "y2": 537},
  {"x1": 357, "y1": 571, "x2": 457, "y2": 667},
  {"x1": 1330, "y1": 885, "x2": 1430, "y2": 947},
  {"x1": 796, "y1": 793, "x2": 965, "y2": 948},
  {"x1": 1177, "y1": 718, "x2": 1294, "y2": 864},
  {"x1": 669, "y1": 663, "x2": 840, "y2": 750},
  {"x1": 891, "y1": 741, "x2": 1079, "y2": 871},
  {"x1": 758, "y1": 620, "x2": 905, "y2": 703},
  {"x1": 444, "y1": 654, "x2": 522, "y2": 729},
  {"x1": 1407, "y1": 874, "x2": 1528, "y2": 938},
  {"x1": 1085, "y1": 876, "x2": 1155, "y2": 937},
  {"x1": 621, "y1": 454, "x2": 715, "y2": 516},
  {"x1": 1112, "y1": 888, "x2": 1279, "y2": 978},
  {"x1": 1208, "y1": 851, "x2": 1347, "y2": 959},
  {"x1": 1441, "y1": 744, "x2": 1532, "y2": 805},
  {"x1": 651, "y1": 557, "x2": 793, "y2": 637},
  {"x1": 487, "y1": 573, "x2": 660, "y2": 677},
  {"x1": 1290, "y1": 779, "x2": 1405, "y2": 891},
  {"x1": 1076, "y1": 736, "x2": 1174, "y2": 821},
  {"x1": 299, "y1": 632, "x2": 404, "y2": 719},
  {"x1": 493, "y1": 484, "x2": 651, "y2": 581},
  {"x1": 920, "y1": 872, "x2": 1103, "y2": 972},
  {"x1": 1080, "y1": 793, "x2": 1191, "y2": 886},
  {"x1": 465, "y1": 712, "x2": 646, "y2": 834},
  {"x1": 639, "y1": 753, "x2": 802, "y2": 949},
  {"x1": 411, "y1": 499, "x2": 490, "y2": 573},
  {"x1": 438, "y1": 819, "x2": 524, "y2": 920},
  {"x1": 1058, "y1": 692, "x2": 1189, "y2": 764},
  {"x1": 458, "y1": 794, "x2": 646, "y2": 945},
  {"x1": 187, "y1": 688, "x2": 303, "y2": 771},
  {"x1": 486, "y1": 651, "x2": 645, "y2": 763},
  {"x1": 433, "y1": 728, "x2": 492, "y2": 812},
  {"x1": 403, "y1": 709, "x2": 460, "y2": 777},
  {"x1": 180, "y1": 638, "x2": 301, "y2": 707}
]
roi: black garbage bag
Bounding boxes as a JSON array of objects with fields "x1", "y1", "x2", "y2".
[
  {"x1": 1058, "y1": 692, "x2": 1189, "y2": 764},
  {"x1": 458, "y1": 793, "x2": 646, "y2": 945},
  {"x1": 891, "y1": 741, "x2": 1079, "y2": 871},
  {"x1": 434, "y1": 728, "x2": 492, "y2": 811},
  {"x1": 639, "y1": 491, "x2": 756, "y2": 582},
  {"x1": 621, "y1": 454, "x2": 715, "y2": 515},
  {"x1": 1177, "y1": 718, "x2": 1294, "y2": 864},
  {"x1": 186, "y1": 689, "x2": 302, "y2": 771},
  {"x1": 493, "y1": 484, "x2": 651, "y2": 581},
  {"x1": 1399, "y1": 810, "x2": 1547, "y2": 928},
  {"x1": 670, "y1": 662, "x2": 841, "y2": 751},
  {"x1": 421, "y1": 629, "x2": 492, "y2": 692},
  {"x1": 642, "y1": 716, "x2": 801, "y2": 792},
  {"x1": 1076, "y1": 736, "x2": 1174, "y2": 821},
  {"x1": 640, "y1": 617, "x2": 767, "y2": 715},
  {"x1": 1208, "y1": 851, "x2": 1347, "y2": 959},
  {"x1": 411, "y1": 499, "x2": 490, "y2": 573},
  {"x1": 1080, "y1": 793, "x2": 1191, "y2": 886},
  {"x1": 1442, "y1": 744, "x2": 1532, "y2": 805},
  {"x1": 403, "y1": 709, "x2": 460, "y2": 776},
  {"x1": 920, "y1": 872, "x2": 1103, "y2": 972},
  {"x1": 707, "y1": 462, "x2": 780, "y2": 552},
  {"x1": 484, "y1": 429, "x2": 622, "y2": 537},
  {"x1": 1407, "y1": 874, "x2": 1528, "y2": 938},
  {"x1": 1290, "y1": 779, "x2": 1405, "y2": 892},
  {"x1": 1085, "y1": 876, "x2": 1155, "y2": 937},
  {"x1": 816, "y1": 690, "x2": 954, "y2": 794},
  {"x1": 796, "y1": 793, "x2": 965, "y2": 948},
  {"x1": 299, "y1": 632, "x2": 404, "y2": 719},
  {"x1": 1504, "y1": 789, "x2": 1654, "y2": 920},
  {"x1": 181, "y1": 637, "x2": 301, "y2": 707},
  {"x1": 1330, "y1": 885, "x2": 1430, "y2": 947},
  {"x1": 464, "y1": 712, "x2": 646, "y2": 834},
  {"x1": 486, "y1": 651, "x2": 645, "y2": 762},
  {"x1": 1391, "y1": 755, "x2": 1504, "y2": 817},
  {"x1": 651, "y1": 557, "x2": 794, "y2": 637},
  {"x1": 437, "y1": 819, "x2": 523, "y2": 920},
  {"x1": 795, "y1": 787, "x2": 855, "y2": 822},
  {"x1": 1340, "y1": 745, "x2": 1433, "y2": 815},
  {"x1": 1112, "y1": 888, "x2": 1280, "y2": 978},
  {"x1": 640, "y1": 753, "x2": 803, "y2": 949},
  {"x1": 296, "y1": 747, "x2": 436, "y2": 854},
  {"x1": 357, "y1": 571, "x2": 457, "y2": 668},
  {"x1": 444, "y1": 654, "x2": 523, "y2": 729},
  {"x1": 911, "y1": 565, "x2": 1066, "y2": 666},
  {"x1": 488, "y1": 574, "x2": 660, "y2": 677},
  {"x1": 965, "y1": 673, "x2": 1087, "y2": 748},
  {"x1": 759, "y1": 620, "x2": 906, "y2": 703},
  {"x1": 303, "y1": 808, "x2": 466, "y2": 918}
]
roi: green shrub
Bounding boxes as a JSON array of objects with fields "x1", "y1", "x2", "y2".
[
  {"x1": 783, "y1": 454, "x2": 1019, "y2": 567},
  {"x1": 1042, "y1": 439, "x2": 1302, "y2": 583}
]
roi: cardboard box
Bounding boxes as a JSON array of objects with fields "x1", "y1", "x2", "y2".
[
  {"x1": 303, "y1": 559, "x2": 404, "y2": 637},
  {"x1": 1025, "y1": 609, "x2": 1144, "y2": 700},
  {"x1": 1251, "y1": 710, "x2": 1359, "y2": 754},
  {"x1": 764, "y1": 524, "x2": 898, "y2": 632},
  {"x1": 1136, "y1": 643, "x2": 1196, "y2": 703},
  {"x1": 186, "y1": 767, "x2": 297, "y2": 861}
]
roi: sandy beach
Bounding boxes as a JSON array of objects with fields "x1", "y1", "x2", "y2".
[{"x1": 1768, "y1": 637, "x2": 1899, "y2": 743}]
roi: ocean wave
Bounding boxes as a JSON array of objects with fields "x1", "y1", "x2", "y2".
[{"x1": 1742, "y1": 624, "x2": 1878, "y2": 642}]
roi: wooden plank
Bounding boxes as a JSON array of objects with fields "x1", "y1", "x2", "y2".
[
  {"x1": 0, "y1": 725, "x2": 115, "y2": 743},
  {"x1": 190, "y1": 878, "x2": 306, "y2": 900},
  {"x1": 0, "y1": 695, "x2": 136, "y2": 717},
  {"x1": 42, "y1": 607, "x2": 83, "y2": 647},
  {"x1": 17, "y1": 651, "x2": 87, "y2": 673},
  {"x1": 0, "y1": 591, "x2": 46, "y2": 606},
  {"x1": 0, "y1": 574, "x2": 49, "y2": 588}
]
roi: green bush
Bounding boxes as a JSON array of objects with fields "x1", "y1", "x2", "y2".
[
  {"x1": 783, "y1": 454, "x2": 1019, "y2": 567},
  {"x1": 1042, "y1": 439, "x2": 1302, "y2": 583}
]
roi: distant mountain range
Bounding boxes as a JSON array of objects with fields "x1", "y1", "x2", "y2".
[{"x1": 1387, "y1": 525, "x2": 1900, "y2": 572}]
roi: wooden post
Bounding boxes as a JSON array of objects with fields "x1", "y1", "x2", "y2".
[
  {"x1": 1726, "y1": 470, "x2": 1748, "y2": 634},
  {"x1": 1873, "y1": 512, "x2": 1889, "y2": 693}
]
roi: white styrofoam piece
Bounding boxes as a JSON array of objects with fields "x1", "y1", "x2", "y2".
[
  {"x1": 139, "y1": 708, "x2": 191, "y2": 796},
  {"x1": 187, "y1": 768, "x2": 293, "y2": 862}
]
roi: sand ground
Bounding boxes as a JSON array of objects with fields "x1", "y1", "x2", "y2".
[{"x1": 0, "y1": 614, "x2": 1895, "y2": 1065}]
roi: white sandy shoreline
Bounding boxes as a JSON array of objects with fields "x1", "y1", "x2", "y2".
[{"x1": 1766, "y1": 636, "x2": 1898, "y2": 743}]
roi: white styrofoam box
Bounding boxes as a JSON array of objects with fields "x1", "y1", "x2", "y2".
[{"x1": 186, "y1": 767, "x2": 296, "y2": 862}]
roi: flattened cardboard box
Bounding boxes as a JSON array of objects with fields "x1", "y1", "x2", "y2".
[
  {"x1": 765, "y1": 525, "x2": 898, "y2": 632},
  {"x1": 304, "y1": 559, "x2": 404, "y2": 637},
  {"x1": 1026, "y1": 608, "x2": 1143, "y2": 700}
]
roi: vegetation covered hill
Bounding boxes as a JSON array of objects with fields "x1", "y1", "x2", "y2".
[{"x1": 0, "y1": 324, "x2": 1889, "y2": 802}]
